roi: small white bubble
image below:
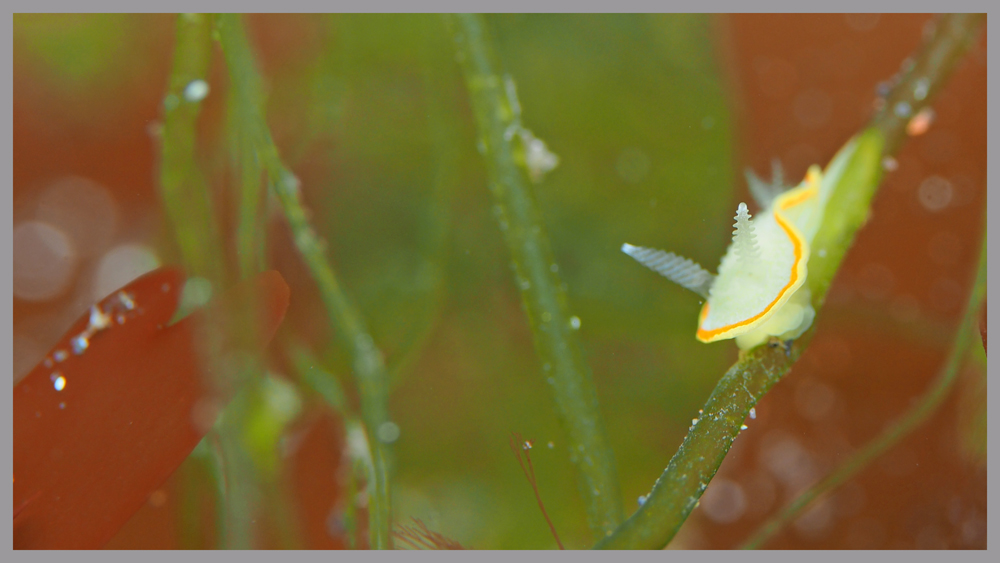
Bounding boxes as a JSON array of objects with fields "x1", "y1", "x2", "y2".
[
  {"x1": 117, "y1": 290, "x2": 136, "y2": 310},
  {"x1": 59, "y1": 402, "x2": 66, "y2": 409},
  {"x1": 894, "y1": 101, "x2": 912, "y2": 118},
  {"x1": 44, "y1": 358, "x2": 54, "y2": 368},
  {"x1": 741, "y1": 424, "x2": 748, "y2": 430},
  {"x1": 71, "y1": 336, "x2": 89, "y2": 355},
  {"x1": 281, "y1": 173, "x2": 301, "y2": 195},
  {"x1": 519, "y1": 279, "x2": 530, "y2": 290},
  {"x1": 53, "y1": 374, "x2": 66, "y2": 391},
  {"x1": 89, "y1": 305, "x2": 112, "y2": 331},
  {"x1": 569, "y1": 316, "x2": 581, "y2": 330},
  {"x1": 547, "y1": 441, "x2": 554, "y2": 449},
  {"x1": 749, "y1": 407, "x2": 757, "y2": 419},
  {"x1": 637, "y1": 495, "x2": 647, "y2": 506},
  {"x1": 817, "y1": 248, "x2": 827, "y2": 258},
  {"x1": 163, "y1": 93, "x2": 180, "y2": 111},
  {"x1": 377, "y1": 421, "x2": 400, "y2": 444},
  {"x1": 53, "y1": 350, "x2": 68, "y2": 362},
  {"x1": 183, "y1": 79, "x2": 210, "y2": 102},
  {"x1": 881, "y1": 156, "x2": 899, "y2": 171},
  {"x1": 549, "y1": 263, "x2": 559, "y2": 273},
  {"x1": 913, "y1": 78, "x2": 930, "y2": 101},
  {"x1": 541, "y1": 312, "x2": 552, "y2": 323},
  {"x1": 692, "y1": 418, "x2": 700, "y2": 425}
]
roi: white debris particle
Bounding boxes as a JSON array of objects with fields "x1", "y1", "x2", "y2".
[
  {"x1": 183, "y1": 79, "x2": 210, "y2": 102},
  {"x1": 71, "y1": 336, "x2": 89, "y2": 355},
  {"x1": 376, "y1": 421, "x2": 400, "y2": 444}
]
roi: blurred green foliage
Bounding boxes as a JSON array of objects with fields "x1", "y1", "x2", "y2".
[
  {"x1": 16, "y1": 13, "x2": 738, "y2": 549},
  {"x1": 297, "y1": 14, "x2": 736, "y2": 548}
]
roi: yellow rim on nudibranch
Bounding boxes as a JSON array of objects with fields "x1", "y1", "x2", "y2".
[{"x1": 695, "y1": 167, "x2": 822, "y2": 343}]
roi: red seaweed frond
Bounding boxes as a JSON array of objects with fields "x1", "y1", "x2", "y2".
[{"x1": 393, "y1": 518, "x2": 465, "y2": 550}]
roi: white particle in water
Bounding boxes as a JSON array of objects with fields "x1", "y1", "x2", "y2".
[
  {"x1": 89, "y1": 305, "x2": 112, "y2": 331},
  {"x1": 183, "y1": 79, "x2": 210, "y2": 102},
  {"x1": 71, "y1": 336, "x2": 89, "y2": 355},
  {"x1": 376, "y1": 421, "x2": 400, "y2": 444},
  {"x1": 53, "y1": 374, "x2": 66, "y2": 391},
  {"x1": 913, "y1": 78, "x2": 930, "y2": 101},
  {"x1": 569, "y1": 316, "x2": 581, "y2": 330},
  {"x1": 741, "y1": 424, "x2": 748, "y2": 430},
  {"x1": 118, "y1": 290, "x2": 136, "y2": 310},
  {"x1": 749, "y1": 407, "x2": 757, "y2": 419},
  {"x1": 53, "y1": 350, "x2": 68, "y2": 362},
  {"x1": 638, "y1": 495, "x2": 647, "y2": 506}
]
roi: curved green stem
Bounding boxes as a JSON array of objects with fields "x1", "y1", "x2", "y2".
[
  {"x1": 214, "y1": 14, "x2": 394, "y2": 549},
  {"x1": 447, "y1": 13, "x2": 624, "y2": 538},
  {"x1": 158, "y1": 13, "x2": 224, "y2": 283}
]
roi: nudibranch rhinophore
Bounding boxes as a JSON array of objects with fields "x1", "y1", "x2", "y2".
[{"x1": 623, "y1": 136, "x2": 859, "y2": 350}]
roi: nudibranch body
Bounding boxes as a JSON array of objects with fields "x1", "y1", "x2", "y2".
[{"x1": 623, "y1": 137, "x2": 857, "y2": 350}]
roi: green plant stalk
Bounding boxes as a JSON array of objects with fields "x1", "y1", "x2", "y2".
[
  {"x1": 160, "y1": 14, "x2": 235, "y2": 545},
  {"x1": 447, "y1": 13, "x2": 624, "y2": 538},
  {"x1": 158, "y1": 13, "x2": 224, "y2": 282},
  {"x1": 595, "y1": 12, "x2": 984, "y2": 550},
  {"x1": 216, "y1": 401, "x2": 259, "y2": 550},
  {"x1": 215, "y1": 13, "x2": 267, "y2": 277},
  {"x1": 742, "y1": 225, "x2": 986, "y2": 549},
  {"x1": 267, "y1": 147, "x2": 393, "y2": 551},
  {"x1": 215, "y1": 14, "x2": 394, "y2": 548},
  {"x1": 290, "y1": 345, "x2": 371, "y2": 549}
]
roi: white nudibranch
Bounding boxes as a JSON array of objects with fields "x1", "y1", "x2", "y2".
[{"x1": 623, "y1": 138, "x2": 860, "y2": 350}]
